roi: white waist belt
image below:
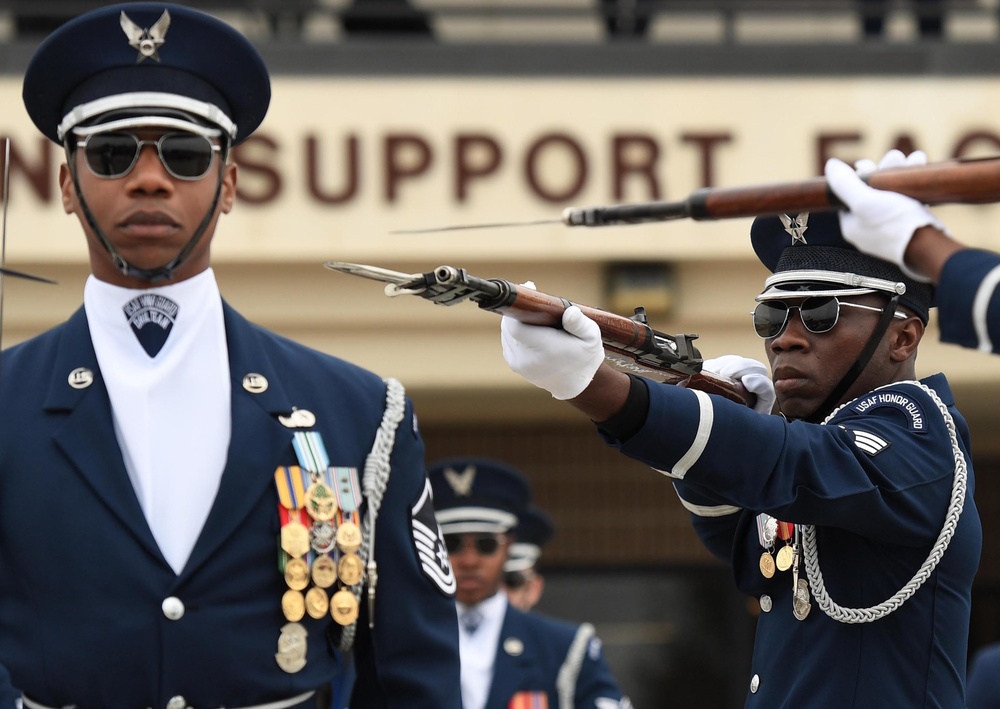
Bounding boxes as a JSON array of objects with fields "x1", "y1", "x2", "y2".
[{"x1": 21, "y1": 690, "x2": 316, "y2": 709}]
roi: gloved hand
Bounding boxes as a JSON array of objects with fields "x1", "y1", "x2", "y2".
[
  {"x1": 825, "y1": 154, "x2": 943, "y2": 283},
  {"x1": 702, "y1": 355, "x2": 776, "y2": 414},
  {"x1": 501, "y1": 303, "x2": 605, "y2": 400},
  {"x1": 853, "y1": 148, "x2": 927, "y2": 176}
]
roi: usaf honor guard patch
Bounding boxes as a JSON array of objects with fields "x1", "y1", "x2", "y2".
[
  {"x1": 411, "y1": 479, "x2": 456, "y2": 596},
  {"x1": 123, "y1": 293, "x2": 178, "y2": 357}
]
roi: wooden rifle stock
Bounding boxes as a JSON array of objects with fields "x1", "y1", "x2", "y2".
[
  {"x1": 563, "y1": 155, "x2": 1000, "y2": 227},
  {"x1": 325, "y1": 262, "x2": 754, "y2": 408},
  {"x1": 491, "y1": 284, "x2": 753, "y2": 405}
]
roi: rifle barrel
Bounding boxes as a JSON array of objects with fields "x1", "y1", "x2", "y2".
[{"x1": 562, "y1": 156, "x2": 1000, "y2": 227}]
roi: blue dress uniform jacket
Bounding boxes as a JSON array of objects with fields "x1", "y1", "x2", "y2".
[
  {"x1": 0, "y1": 304, "x2": 461, "y2": 709},
  {"x1": 602, "y1": 374, "x2": 981, "y2": 708},
  {"x1": 485, "y1": 605, "x2": 625, "y2": 709},
  {"x1": 937, "y1": 249, "x2": 1000, "y2": 354}
]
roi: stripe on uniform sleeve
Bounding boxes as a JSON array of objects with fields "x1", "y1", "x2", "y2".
[
  {"x1": 672, "y1": 483, "x2": 741, "y2": 517},
  {"x1": 973, "y1": 264, "x2": 1000, "y2": 353},
  {"x1": 650, "y1": 389, "x2": 714, "y2": 480}
]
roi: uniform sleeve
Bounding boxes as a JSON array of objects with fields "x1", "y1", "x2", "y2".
[
  {"x1": 937, "y1": 248, "x2": 1000, "y2": 354},
  {"x1": 350, "y1": 397, "x2": 462, "y2": 708},
  {"x1": 966, "y1": 642, "x2": 1000, "y2": 709},
  {"x1": 609, "y1": 378, "x2": 962, "y2": 546}
]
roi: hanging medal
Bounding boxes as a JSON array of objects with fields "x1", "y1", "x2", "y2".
[
  {"x1": 275, "y1": 466, "x2": 310, "y2": 559},
  {"x1": 756, "y1": 514, "x2": 778, "y2": 579},
  {"x1": 774, "y1": 520, "x2": 795, "y2": 572},
  {"x1": 331, "y1": 465, "x2": 365, "y2": 625},
  {"x1": 791, "y1": 525, "x2": 811, "y2": 621}
]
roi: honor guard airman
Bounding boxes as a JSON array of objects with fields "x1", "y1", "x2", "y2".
[
  {"x1": 0, "y1": 4, "x2": 461, "y2": 707},
  {"x1": 500, "y1": 209, "x2": 982, "y2": 707},
  {"x1": 502, "y1": 505, "x2": 554, "y2": 612},
  {"x1": 429, "y1": 457, "x2": 631, "y2": 709}
]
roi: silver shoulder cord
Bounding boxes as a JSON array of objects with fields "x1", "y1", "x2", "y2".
[
  {"x1": 337, "y1": 377, "x2": 406, "y2": 651},
  {"x1": 803, "y1": 380, "x2": 968, "y2": 623}
]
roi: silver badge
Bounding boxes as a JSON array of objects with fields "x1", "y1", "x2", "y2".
[
  {"x1": 443, "y1": 465, "x2": 476, "y2": 497},
  {"x1": 275, "y1": 622, "x2": 308, "y2": 673},
  {"x1": 792, "y1": 579, "x2": 811, "y2": 621},
  {"x1": 278, "y1": 408, "x2": 317, "y2": 429},
  {"x1": 503, "y1": 637, "x2": 524, "y2": 656},
  {"x1": 779, "y1": 213, "x2": 809, "y2": 245},
  {"x1": 68, "y1": 367, "x2": 94, "y2": 390},
  {"x1": 120, "y1": 10, "x2": 170, "y2": 63},
  {"x1": 242, "y1": 373, "x2": 268, "y2": 394}
]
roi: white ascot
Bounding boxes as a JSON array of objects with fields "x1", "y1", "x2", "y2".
[
  {"x1": 85, "y1": 269, "x2": 231, "y2": 574},
  {"x1": 457, "y1": 592, "x2": 507, "y2": 709}
]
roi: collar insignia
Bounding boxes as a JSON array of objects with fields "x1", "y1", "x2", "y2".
[
  {"x1": 443, "y1": 465, "x2": 476, "y2": 497},
  {"x1": 779, "y1": 213, "x2": 809, "y2": 245},
  {"x1": 120, "y1": 10, "x2": 171, "y2": 63}
]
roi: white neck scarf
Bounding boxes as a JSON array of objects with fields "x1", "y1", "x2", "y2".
[{"x1": 85, "y1": 269, "x2": 231, "y2": 574}]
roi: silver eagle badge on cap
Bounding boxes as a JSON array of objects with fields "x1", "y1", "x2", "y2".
[
  {"x1": 779, "y1": 212, "x2": 809, "y2": 245},
  {"x1": 120, "y1": 10, "x2": 170, "y2": 63},
  {"x1": 443, "y1": 465, "x2": 476, "y2": 496}
]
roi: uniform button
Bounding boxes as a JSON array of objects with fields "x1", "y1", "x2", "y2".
[
  {"x1": 161, "y1": 597, "x2": 185, "y2": 620},
  {"x1": 759, "y1": 594, "x2": 772, "y2": 613},
  {"x1": 165, "y1": 696, "x2": 188, "y2": 709},
  {"x1": 750, "y1": 674, "x2": 760, "y2": 693}
]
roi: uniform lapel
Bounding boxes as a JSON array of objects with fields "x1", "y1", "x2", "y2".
[
  {"x1": 486, "y1": 606, "x2": 537, "y2": 709},
  {"x1": 180, "y1": 304, "x2": 295, "y2": 578},
  {"x1": 46, "y1": 308, "x2": 164, "y2": 563}
]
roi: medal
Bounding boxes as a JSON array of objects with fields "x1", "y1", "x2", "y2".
[
  {"x1": 305, "y1": 586, "x2": 329, "y2": 619},
  {"x1": 284, "y1": 557, "x2": 310, "y2": 591},
  {"x1": 775, "y1": 544, "x2": 794, "y2": 572},
  {"x1": 304, "y1": 481, "x2": 338, "y2": 522},
  {"x1": 312, "y1": 554, "x2": 337, "y2": 589},
  {"x1": 281, "y1": 519, "x2": 311, "y2": 559},
  {"x1": 336, "y1": 521, "x2": 362, "y2": 554},
  {"x1": 275, "y1": 622, "x2": 308, "y2": 673},
  {"x1": 281, "y1": 589, "x2": 306, "y2": 622},
  {"x1": 331, "y1": 588, "x2": 360, "y2": 626},
  {"x1": 338, "y1": 552, "x2": 364, "y2": 586},
  {"x1": 759, "y1": 551, "x2": 775, "y2": 579},
  {"x1": 310, "y1": 520, "x2": 337, "y2": 554},
  {"x1": 793, "y1": 579, "x2": 811, "y2": 621}
]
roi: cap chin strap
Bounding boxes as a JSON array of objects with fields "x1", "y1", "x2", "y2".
[
  {"x1": 64, "y1": 137, "x2": 228, "y2": 284},
  {"x1": 803, "y1": 293, "x2": 902, "y2": 424}
]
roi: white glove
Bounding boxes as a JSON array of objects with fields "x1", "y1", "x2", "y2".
[
  {"x1": 825, "y1": 156, "x2": 942, "y2": 282},
  {"x1": 853, "y1": 148, "x2": 927, "y2": 176},
  {"x1": 702, "y1": 355, "x2": 776, "y2": 414},
  {"x1": 501, "y1": 304, "x2": 604, "y2": 400}
]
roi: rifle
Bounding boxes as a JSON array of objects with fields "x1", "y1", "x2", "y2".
[
  {"x1": 394, "y1": 155, "x2": 1000, "y2": 233},
  {"x1": 324, "y1": 261, "x2": 754, "y2": 408}
]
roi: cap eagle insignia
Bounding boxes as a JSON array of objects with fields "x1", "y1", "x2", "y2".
[
  {"x1": 443, "y1": 465, "x2": 476, "y2": 497},
  {"x1": 120, "y1": 10, "x2": 170, "y2": 63},
  {"x1": 779, "y1": 213, "x2": 809, "y2": 245}
]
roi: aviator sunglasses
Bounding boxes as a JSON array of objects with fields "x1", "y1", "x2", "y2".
[
  {"x1": 443, "y1": 533, "x2": 504, "y2": 556},
  {"x1": 752, "y1": 296, "x2": 906, "y2": 339},
  {"x1": 76, "y1": 131, "x2": 222, "y2": 181}
]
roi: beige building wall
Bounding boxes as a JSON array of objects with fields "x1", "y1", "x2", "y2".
[{"x1": 4, "y1": 75, "x2": 1000, "y2": 454}]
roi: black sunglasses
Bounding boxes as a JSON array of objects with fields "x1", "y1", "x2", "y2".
[
  {"x1": 77, "y1": 131, "x2": 221, "y2": 181},
  {"x1": 752, "y1": 296, "x2": 906, "y2": 339},
  {"x1": 444, "y1": 533, "x2": 502, "y2": 556},
  {"x1": 504, "y1": 570, "x2": 532, "y2": 589}
]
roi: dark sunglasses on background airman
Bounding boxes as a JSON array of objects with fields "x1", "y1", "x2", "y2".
[
  {"x1": 75, "y1": 131, "x2": 221, "y2": 181},
  {"x1": 443, "y1": 533, "x2": 504, "y2": 556},
  {"x1": 752, "y1": 295, "x2": 907, "y2": 339}
]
